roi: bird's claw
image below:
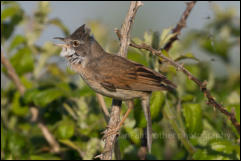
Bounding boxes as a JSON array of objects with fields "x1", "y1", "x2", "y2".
[{"x1": 102, "y1": 127, "x2": 120, "y2": 140}]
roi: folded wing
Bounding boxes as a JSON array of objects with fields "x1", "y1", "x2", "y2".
[{"x1": 92, "y1": 54, "x2": 176, "y2": 92}]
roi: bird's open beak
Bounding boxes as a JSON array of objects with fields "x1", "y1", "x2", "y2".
[
  {"x1": 55, "y1": 43, "x2": 69, "y2": 48},
  {"x1": 53, "y1": 37, "x2": 65, "y2": 41},
  {"x1": 53, "y1": 37, "x2": 69, "y2": 48}
]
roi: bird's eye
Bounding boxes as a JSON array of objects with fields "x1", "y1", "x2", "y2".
[{"x1": 72, "y1": 40, "x2": 80, "y2": 47}]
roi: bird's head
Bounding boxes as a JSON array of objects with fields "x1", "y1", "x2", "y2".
[{"x1": 54, "y1": 24, "x2": 93, "y2": 64}]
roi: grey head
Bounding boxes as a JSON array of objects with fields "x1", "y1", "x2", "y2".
[{"x1": 54, "y1": 24, "x2": 94, "y2": 64}]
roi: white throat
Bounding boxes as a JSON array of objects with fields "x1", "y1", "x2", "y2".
[
  {"x1": 60, "y1": 47, "x2": 75, "y2": 57},
  {"x1": 60, "y1": 47, "x2": 86, "y2": 66}
]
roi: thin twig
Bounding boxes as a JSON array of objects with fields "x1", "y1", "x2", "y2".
[
  {"x1": 163, "y1": 1, "x2": 196, "y2": 51},
  {"x1": 1, "y1": 51, "x2": 61, "y2": 153},
  {"x1": 96, "y1": 93, "x2": 110, "y2": 122},
  {"x1": 130, "y1": 42, "x2": 240, "y2": 133},
  {"x1": 37, "y1": 122, "x2": 60, "y2": 153},
  {"x1": 101, "y1": 1, "x2": 143, "y2": 160}
]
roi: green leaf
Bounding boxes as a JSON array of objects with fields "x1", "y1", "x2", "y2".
[
  {"x1": 23, "y1": 88, "x2": 40, "y2": 104},
  {"x1": 200, "y1": 38, "x2": 230, "y2": 62},
  {"x1": 11, "y1": 92, "x2": 29, "y2": 116},
  {"x1": 182, "y1": 103, "x2": 203, "y2": 135},
  {"x1": 83, "y1": 138, "x2": 100, "y2": 160},
  {"x1": 59, "y1": 139, "x2": 83, "y2": 156},
  {"x1": 192, "y1": 149, "x2": 231, "y2": 160},
  {"x1": 118, "y1": 137, "x2": 131, "y2": 154},
  {"x1": 184, "y1": 65, "x2": 200, "y2": 91},
  {"x1": 34, "y1": 2, "x2": 50, "y2": 21},
  {"x1": 181, "y1": 94, "x2": 195, "y2": 102},
  {"x1": 30, "y1": 154, "x2": 61, "y2": 160},
  {"x1": 1, "y1": 2, "x2": 24, "y2": 41},
  {"x1": 152, "y1": 31, "x2": 160, "y2": 49},
  {"x1": 133, "y1": 100, "x2": 146, "y2": 128},
  {"x1": 209, "y1": 139, "x2": 240, "y2": 155},
  {"x1": 1, "y1": 125, "x2": 7, "y2": 151},
  {"x1": 10, "y1": 47, "x2": 34, "y2": 76},
  {"x1": 144, "y1": 31, "x2": 152, "y2": 45},
  {"x1": 47, "y1": 64, "x2": 67, "y2": 80},
  {"x1": 26, "y1": 82, "x2": 91, "y2": 106},
  {"x1": 125, "y1": 127, "x2": 142, "y2": 145},
  {"x1": 159, "y1": 50, "x2": 170, "y2": 62},
  {"x1": 8, "y1": 35, "x2": 26, "y2": 52},
  {"x1": 193, "y1": 149, "x2": 207, "y2": 160},
  {"x1": 56, "y1": 82, "x2": 93, "y2": 98},
  {"x1": 55, "y1": 117, "x2": 75, "y2": 139},
  {"x1": 48, "y1": 18, "x2": 69, "y2": 36},
  {"x1": 235, "y1": 104, "x2": 240, "y2": 123},
  {"x1": 127, "y1": 50, "x2": 148, "y2": 67},
  {"x1": 42, "y1": 41, "x2": 60, "y2": 55},
  {"x1": 150, "y1": 91, "x2": 165, "y2": 121},
  {"x1": 124, "y1": 119, "x2": 141, "y2": 145},
  {"x1": 133, "y1": 92, "x2": 165, "y2": 127},
  {"x1": 72, "y1": 85, "x2": 95, "y2": 97},
  {"x1": 7, "y1": 130, "x2": 26, "y2": 157},
  {"x1": 160, "y1": 27, "x2": 173, "y2": 43},
  {"x1": 20, "y1": 76, "x2": 33, "y2": 89},
  {"x1": 132, "y1": 37, "x2": 143, "y2": 45},
  {"x1": 1, "y1": 4, "x2": 20, "y2": 20},
  {"x1": 175, "y1": 53, "x2": 199, "y2": 62},
  {"x1": 55, "y1": 82, "x2": 72, "y2": 95},
  {"x1": 193, "y1": 139, "x2": 240, "y2": 160},
  {"x1": 33, "y1": 88, "x2": 65, "y2": 107},
  {"x1": 159, "y1": 26, "x2": 177, "y2": 47},
  {"x1": 227, "y1": 104, "x2": 240, "y2": 124},
  {"x1": 59, "y1": 139, "x2": 79, "y2": 151}
]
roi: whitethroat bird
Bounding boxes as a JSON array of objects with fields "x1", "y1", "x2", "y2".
[{"x1": 54, "y1": 24, "x2": 176, "y2": 153}]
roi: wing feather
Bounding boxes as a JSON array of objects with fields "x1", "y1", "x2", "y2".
[{"x1": 90, "y1": 54, "x2": 176, "y2": 92}]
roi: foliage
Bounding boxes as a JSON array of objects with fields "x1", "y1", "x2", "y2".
[{"x1": 1, "y1": 2, "x2": 240, "y2": 160}]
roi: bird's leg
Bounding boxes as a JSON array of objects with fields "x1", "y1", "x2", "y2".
[
  {"x1": 102, "y1": 101, "x2": 134, "y2": 139},
  {"x1": 141, "y1": 95, "x2": 152, "y2": 153}
]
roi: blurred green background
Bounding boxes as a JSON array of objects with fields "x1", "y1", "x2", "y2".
[{"x1": 1, "y1": 1, "x2": 240, "y2": 160}]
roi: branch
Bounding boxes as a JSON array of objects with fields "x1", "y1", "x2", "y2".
[
  {"x1": 163, "y1": 1, "x2": 196, "y2": 51},
  {"x1": 101, "y1": 1, "x2": 143, "y2": 160},
  {"x1": 118, "y1": 1, "x2": 143, "y2": 57},
  {"x1": 1, "y1": 53, "x2": 25, "y2": 95},
  {"x1": 128, "y1": 1, "x2": 239, "y2": 133},
  {"x1": 1, "y1": 52, "x2": 61, "y2": 153},
  {"x1": 130, "y1": 42, "x2": 240, "y2": 133}
]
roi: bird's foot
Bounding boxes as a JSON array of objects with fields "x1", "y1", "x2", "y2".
[{"x1": 102, "y1": 126, "x2": 120, "y2": 140}]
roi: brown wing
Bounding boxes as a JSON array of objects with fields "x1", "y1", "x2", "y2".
[{"x1": 89, "y1": 54, "x2": 176, "y2": 92}]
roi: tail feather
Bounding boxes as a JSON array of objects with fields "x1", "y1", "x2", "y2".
[{"x1": 141, "y1": 96, "x2": 152, "y2": 153}]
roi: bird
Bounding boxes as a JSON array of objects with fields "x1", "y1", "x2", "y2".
[{"x1": 54, "y1": 24, "x2": 176, "y2": 153}]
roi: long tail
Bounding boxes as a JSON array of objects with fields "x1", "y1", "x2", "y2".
[{"x1": 141, "y1": 96, "x2": 152, "y2": 153}]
